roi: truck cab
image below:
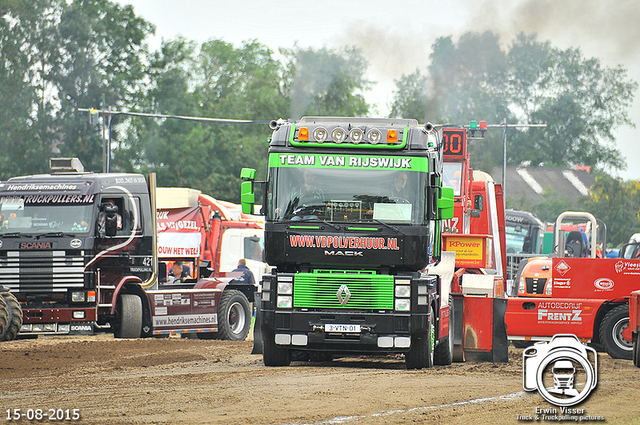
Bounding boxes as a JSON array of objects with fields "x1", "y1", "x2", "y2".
[{"x1": 243, "y1": 117, "x2": 455, "y2": 369}]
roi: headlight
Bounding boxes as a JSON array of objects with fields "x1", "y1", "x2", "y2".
[
  {"x1": 72, "y1": 310, "x2": 86, "y2": 319},
  {"x1": 366, "y1": 128, "x2": 382, "y2": 144},
  {"x1": 395, "y1": 299, "x2": 410, "y2": 311},
  {"x1": 277, "y1": 281, "x2": 293, "y2": 295},
  {"x1": 348, "y1": 128, "x2": 364, "y2": 144},
  {"x1": 263, "y1": 280, "x2": 271, "y2": 291},
  {"x1": 277, "y1": 295, "x2": 292, "y2": 309},
  {"x1": 331, "y1": 127, "x2": 347, "y2": 143},
  {"x1": 395, "y1": 285, "x2": 411, "y2": 298},
  {"x1": 545, "y1": 279, "x2": 553, "y2": 295},
  {"x1": 518, "y1": 276, "x2": 525, "y2": 293},
  {"x1": 71, "y1": 291, "x2": 85, "y2": 302},
  {"x1": 312, "y1": 126, "x2": 328, "y2": 142}
]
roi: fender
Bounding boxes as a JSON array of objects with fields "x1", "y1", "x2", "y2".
[{"x1": 109, "y1": 275, "x2": 143, "y2": 315}]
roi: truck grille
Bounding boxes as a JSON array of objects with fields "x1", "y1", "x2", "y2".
[
  {"x1": 525, "y1": 277, "x2": 547, "y2": 295},
  {"x1": 0, "y1": 250, "x2": 86, "y2": 293},
  {"x1": 293, "y1": 270, "x2": 394, "y2": 310}
]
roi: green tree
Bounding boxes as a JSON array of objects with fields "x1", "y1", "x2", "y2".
[
  {"x1": 0, "y1": 0, "x2": 153, "y2": 177},
  {"x1": 506, "y1": 34, "x2": 636, "y2": 172},
  {"x1": 282, "y1": 46, "x2": 372, "y2": 119},
  {"x1": 389, "y1": 32, "x2": 637, "y2": 174},
  {"x1": 579, "y1": 174, "x2": 640, "y2": 247},
  {"x1": 388, "y1": 70, "x2": 430, "y2": 122},
  {"x1": 117, "y1": 38, "x2": 288, "y2": 202}
]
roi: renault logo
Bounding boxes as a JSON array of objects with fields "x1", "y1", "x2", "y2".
[{"x1": 336, "y1": 284, "x2": 351, "y2": 305}]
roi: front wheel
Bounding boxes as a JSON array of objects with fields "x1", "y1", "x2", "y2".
[
  {"x1": 0, "y1": 296, "x2": 7, "y2": 337},
  {"x1": 599, "y1": 305, "x2": 632, "y2": 359},
  {"x1": 0, "y1": 291, "x2": 23, "y2": 341},
  {"x1": 114, "y1": 294, "x2": 142, "y2": 338},
  {"x1": 263, "y1": 329, "x2": 291, "y2": 366},
  {"x1": 434, "y1": 302, "x2": 453, "y2": 366},
  {"x1": 406, "y1": 307, "x2": 435, "y2": 369},
  {"x1": 217, "y1": 290, "x2": 251, "y2": 341}
]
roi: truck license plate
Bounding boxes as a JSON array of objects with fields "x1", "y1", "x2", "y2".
[{"x1": 324, "y1": 324, "x2": 361, "y2": 333}]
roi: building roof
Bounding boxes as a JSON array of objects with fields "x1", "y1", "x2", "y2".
[{"x1": 490, "y1": 166, "x2": 595, "y2": 204}]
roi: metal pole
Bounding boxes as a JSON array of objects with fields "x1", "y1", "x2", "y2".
[
  {"x1": 107, "y1": 108, "x2": 114, "y2": 173},
  {"x1": 502, "y1": 118, "x2": 507, "y2": 205}
]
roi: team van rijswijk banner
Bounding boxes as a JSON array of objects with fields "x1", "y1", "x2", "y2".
[
  {"x1": 156, "y1": 207, "x2": 203, "y2": 258},
  {"x1": 269, "y1": 153, "x2": 429, "y2": 171}
]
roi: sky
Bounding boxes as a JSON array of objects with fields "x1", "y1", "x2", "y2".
[{"x1": 116, "y1": 0, "x2": 640, "y2": 180}]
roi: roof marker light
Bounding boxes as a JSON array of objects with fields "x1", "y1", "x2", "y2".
[
  {"x1": 298, "y1": 127, "x2": 309, "y2": 141},
  {"x1": 387, "y1": 129, "x2": 398, "y2": 144}
]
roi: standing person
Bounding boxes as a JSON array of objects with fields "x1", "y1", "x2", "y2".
[{"x1": 231, "y1": 258, "x2": 255, "y2": 285}]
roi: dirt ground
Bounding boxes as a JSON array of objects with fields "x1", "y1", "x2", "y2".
[{"x1": 1, "y1": 333, "x2": 639, "y2": 425}]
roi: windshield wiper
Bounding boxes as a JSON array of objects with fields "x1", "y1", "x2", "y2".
[
  {"x1": 0, "y1": 232, "x2": 21, "y2": 237},
  {"x1": 369, "y1": 218, "x2": 404, "y2": 234},
  {"x1": 40, "y1": 232, "x2": 76, "y2": 238},
  {"x1": 286, "y1": 217, "x2": 341, "y2": 231}
]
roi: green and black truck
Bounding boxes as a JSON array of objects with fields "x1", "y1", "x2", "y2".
[{"x1": 242, "y1": 117, "x2": 455, "y2": 369}]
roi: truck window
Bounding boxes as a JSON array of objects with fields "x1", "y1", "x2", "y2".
[
  {"x1": 0, "y1": 195, "x2": 94, "y2": 234},
  {"x1": 243, "y1": 235, "x2": 263, "y2": 262},
  {"x1": 97, "y1": 196, "x2": 142, "y2": 236},
  {"x1": 443, "y1": 162, "x2": 463, "y2": 197},
  {"x1": 270, "y1": 167, "x2": 426, "y2": 225}
]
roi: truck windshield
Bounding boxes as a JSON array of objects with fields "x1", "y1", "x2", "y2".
[
  {"x1": 0, "y1": 197, "x2": 94, "y2": 234},
  {"x1": 269, "y1": 167, "x2": 426, "y2": 225}
]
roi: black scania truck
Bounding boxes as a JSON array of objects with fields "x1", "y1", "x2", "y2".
[
  {"x1": 241, "y1": 117, "x2": 454, "y2": 369},
  {"x1": 0, "y1": 158, "x2": 156, "y2": 337}
]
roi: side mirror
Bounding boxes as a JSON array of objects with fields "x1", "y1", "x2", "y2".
[
  {"x1": 240, "y1": 168, "x2": 257, "y2": 214},
  {"x1": 438, "y1": 186, "x2": 454, "y2": 220}
]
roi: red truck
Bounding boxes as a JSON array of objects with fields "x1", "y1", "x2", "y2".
[
  {"x1": 438, "y1": 126, "x2": 509, "y2": 362},
  {"x1": 506, "y1": 212, "x2": 638, "y2": 360},
  {"x1": 506, "y1": 255, "x2": 637, "y2": 359}
]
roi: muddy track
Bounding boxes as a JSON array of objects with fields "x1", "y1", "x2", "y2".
[{"x1": 0, "y1": 335, "x2": 638, "y2": 424}]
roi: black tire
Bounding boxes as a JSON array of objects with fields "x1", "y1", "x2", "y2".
[
  {"x1": 434, "y1": 303, "x2": 453, "y2": 366},
  {"x1": 114, "y1": 294, "x2": 142, "y2": 338},
  {"x1": 262, "y1": 328, "x2": 291, "y2": 366},
  {"x1": 599, "y1": 305, "x2": 633, "y2": 360},
  {"x1": 1, "y1": 291, "x2": 23, "y2": 341},
  {"x1": 217, "y1": 290, "x2": 251, "y2": 341},
  {"x1": 406, "y1": 307, "x2": 435, "y2": 369},
  {"x1": 0, "y1": 296, "x2": 7, "y2": 338},
  {"x1": 633, "y1": 334, "x2": 640, "y2": 368}
]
